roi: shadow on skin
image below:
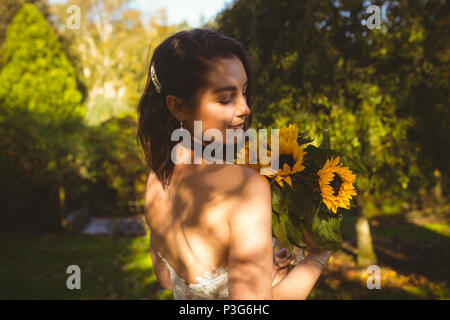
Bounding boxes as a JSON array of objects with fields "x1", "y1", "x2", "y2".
[{"x1": 148, "y1": 162, "x2": 262, "y2": 287}]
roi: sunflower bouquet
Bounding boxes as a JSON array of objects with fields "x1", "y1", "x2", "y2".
[{"x1": 235, "y1": 124, "x2": 366, "y2": 258}]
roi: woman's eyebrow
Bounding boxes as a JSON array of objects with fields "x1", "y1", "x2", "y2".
[
  {"x1": 213, "y1": 81, "x2": 248, "y2": 94},
  {"x1": 213, "y1": 86, "x2": 236, "y2": 93}
]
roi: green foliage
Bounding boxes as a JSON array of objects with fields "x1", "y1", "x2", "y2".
[
  {"x1": 84, "y1": 96, "x2": 131, "y2": 126},
  {"x1": 0, "y1": 105, "x2": 84, "y2": 232},
  {"x1": 0, "y1": 4, "x2": 147, "y2": 233},
  {"x1": 270, "y1": 130, "x2": 357, "y2": 252},
  {"x1": 0, "y1": 4, "x2": 84, "y2": 232},
  {"x1": 216, "y1": 0, "x2": 449, "y2": 208},
  {"x1": 0, "y1": 101, "x2": 147, "y2": 233},
  {"x1": 0, "y1": 0, "x2": 50, "y2": 54},
  {"x1": 309, "y1": 210, "x2": 343, "y2": 251},
  {"x1": 73, "y1": 114, "x2": 147, "y2": 216},
  {"x1": 272, "y1": 183, "x2": 344, "y2": 252},
  {"x1": 50, "y1": 1, "x2": 189, "y2": 115},
  {"x1": 0, "y1": 3, "x2": 83, "y2": 120},
  {"x1": 319, "y1": 129, "x2": 331, "y2": 149}
]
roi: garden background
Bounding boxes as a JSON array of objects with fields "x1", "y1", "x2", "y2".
[{"x1": 0, "y1": 0, "x2": 448, "y2": 299}]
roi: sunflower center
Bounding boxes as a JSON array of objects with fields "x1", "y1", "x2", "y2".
[
  {"x1": 330, "y1": 173, "x2": 343, "y2": 196},
  {"x1": 279, "y1": 154, "x2": 296, "y2": 169}
]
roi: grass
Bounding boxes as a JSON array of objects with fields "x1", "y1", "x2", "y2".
[
  {"x1": 0, "y1": 214, "x2": 448, "y2": 299},
  {"x1": 0, "y1": 232, "x2": 173, "y2": 299},
  {"x1": 422, "y1": 223, "x2": 450, "y2": 237},
  {"x1": 309, "y1": 212, "x2": 450, "y2": 299}
]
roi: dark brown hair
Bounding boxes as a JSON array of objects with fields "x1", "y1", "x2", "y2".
[{"x1": 137, "y1": 28, "x2": 254, "y2": 187}]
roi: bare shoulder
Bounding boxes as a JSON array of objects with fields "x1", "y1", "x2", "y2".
[
  {"x1": 197, "y1": 163, "x2": 272, "y2": 226},
  {"x1": 221, "y1": 165, "x2": 271, "y2": 211},
  {"x1": 210, "y1": 164, "x2": 271, "y2": 195}
]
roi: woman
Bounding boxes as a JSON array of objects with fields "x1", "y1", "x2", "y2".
[{"x1": 137, "y1": 29, "x2": 331, "y2": 299}]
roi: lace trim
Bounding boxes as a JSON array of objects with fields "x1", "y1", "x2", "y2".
[
  {"x1": 157, "y1": 251, "x2": 229, "y2": 299},
  {"x1": 156, "y1": 237, "x2": 299, "y2": 299}
]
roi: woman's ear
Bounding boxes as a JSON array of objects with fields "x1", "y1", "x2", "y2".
[{"x1": 165, "y1": 94, "x2": 187, "y2": 121}]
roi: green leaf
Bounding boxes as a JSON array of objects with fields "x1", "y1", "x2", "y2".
[
  {"x1": 297, "y1": 132, "x2": 314, "y2": 145},
  {"x1": 287, "y1": 186, "x2": 315, "y2": 225},
  {"x1": 271, "y1": 186, "x2": 288, "y2": 215},
  {"x1": 285, "y1": 216, "x2": 307, "y2": 248},
  {"x1": 271, "y1": 187, "x2": 281, "y2": 212},
  {"x1": 272, "y1": 210, "x2": 280, "y2": 238},
  {"x1": 306, "y1": 209, "x2": 343, "y2": 251},
  {"x1": 272, "y1": 212, "x2": 292, "y2": 249}
]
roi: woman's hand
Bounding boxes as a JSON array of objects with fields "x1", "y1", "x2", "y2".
[
  {"x1": 302, "y1": 230, "x2": 332, "y2": 265},
  {"x1": 272, "y1": 248, "x2": 293, "y2": 287},
  {"x1": 302, "y1": 229, "x2": 321, "y2": 251}
]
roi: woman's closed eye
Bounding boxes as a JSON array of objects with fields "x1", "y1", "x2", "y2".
[
  {"x1": 218, "y1": 91, "x2": 238, "y2": 104},
  {"x1": 218, "y1": 90, "x2": 246, "y2": 105},
  {"x1": 219, "y1": 95, "x2": 232, "y2": 105}
]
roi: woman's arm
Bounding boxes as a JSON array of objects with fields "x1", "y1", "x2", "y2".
[
  {"x1": 149, "y1": 231, "x2": 174, "y2": 290},
  {"x1": 145, "y1": 174, "x2": 173, "y2": 291},
  {"x1": 272, "y1": 248, "x2": 331, "y2": 300},
  {"x1": 227, "y1": 168, "x2": 330, "y2": 299},
  {"x1": 227, "y1": 171, "x2": 274, "y2": 299},
  {"x1": 272, "y1": 230, "x2": 332, "y2": 299}
]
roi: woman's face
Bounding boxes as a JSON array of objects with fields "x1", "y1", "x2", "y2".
[{"x1": 185, "y1": 55, "x2": 250, "y2": 145}]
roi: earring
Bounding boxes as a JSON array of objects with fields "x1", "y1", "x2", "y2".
[{"x1": 180, "y1": 120, "x2": 184, "y2": 130}]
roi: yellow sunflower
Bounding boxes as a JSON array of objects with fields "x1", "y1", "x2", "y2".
[
  {"x1": 267, "y1": 123, "x2": 299, "y2": 146},
  {"x1": 266, "y1": 125, "x2": 306, "y2": 187},
  {"x1": 234, "y1": 139, "x2": 262, "y2": 173},
  {"x1": 317, "y1": 156, "x2": 357, "y2": 214},
  {"x1": 280, "y1": 123, "x2": 299, "y2": 143}
]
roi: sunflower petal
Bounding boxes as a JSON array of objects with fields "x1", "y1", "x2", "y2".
[{"x1": 284, "y1": 176, "x2": 292, "y2": 187}]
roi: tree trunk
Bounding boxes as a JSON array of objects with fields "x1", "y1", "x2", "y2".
[
  {"x1": 355, "y1": 202, "x2": 377, "y2": 267},
  {"x1": 432, "y1": 170, "x2": 443, "y2": 215},
  {"x1": 59, "y1": 185, "x2": 67, "y2": 229}
]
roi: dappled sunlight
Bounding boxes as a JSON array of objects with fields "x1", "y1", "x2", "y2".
[
  {"x1": 308, "y1": 214, "x2": 450, "y2": 299},
  {"x1": 311, "y1": 249, "x2": 449, "y2": 299},
  {"x1": 0, "y1": 0, "x2": 448, "y2": 301},
  {"x1": 2, "y1": 213, "x2": 448, "y2": 300}
]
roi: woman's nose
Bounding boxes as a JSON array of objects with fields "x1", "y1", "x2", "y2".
[{"x1": 236, "y1": 95, "x2": 251, "y2": 117}]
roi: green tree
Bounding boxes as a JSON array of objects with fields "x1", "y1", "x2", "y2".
[
  {"x1": 0, "y1": 0, "x2": 50, "y2": 55},
  {"x1": 367, "y1": 0, "x2": 450, "y2": 202},
  {"x1": 0, "y1": 105, "x2": 84, "y2": 233},
  {"x1": 0, "y1": 3, "x2": 84, "y2": 233},
  {"x1": 215, "y1": 0, "x2": 447, "y2": 266},
  {"x1": 0, "y1": 3, "x2": 83, "y2": 119},
  {"x1": 50, "y1": 1, "x2": 187, "y2": 122}
]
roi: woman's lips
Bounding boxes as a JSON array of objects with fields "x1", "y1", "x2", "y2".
[{"x1": 229, "y1": 123, "x2": 244, "y2": 129}]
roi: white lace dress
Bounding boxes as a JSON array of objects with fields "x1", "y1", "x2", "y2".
[
  {"x1": 157, "y1": 251, "x2": 229, "y2": 299},
  {"x1": 157, "y1": 237, "x2": 302, "y2": 300}
]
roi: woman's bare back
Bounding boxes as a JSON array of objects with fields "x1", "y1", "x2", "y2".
[{"x1": 145, "y1": 163, "x2": 256, "y2": 287}]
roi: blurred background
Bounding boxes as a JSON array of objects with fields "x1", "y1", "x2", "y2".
[{"x1": 0, "y1": 0, "x2": 448, "y2": 299}]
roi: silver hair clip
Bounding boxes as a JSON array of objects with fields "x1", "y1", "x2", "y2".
[{"x1": 150, "y1": 64, "x2": 161, "y2": 93}]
